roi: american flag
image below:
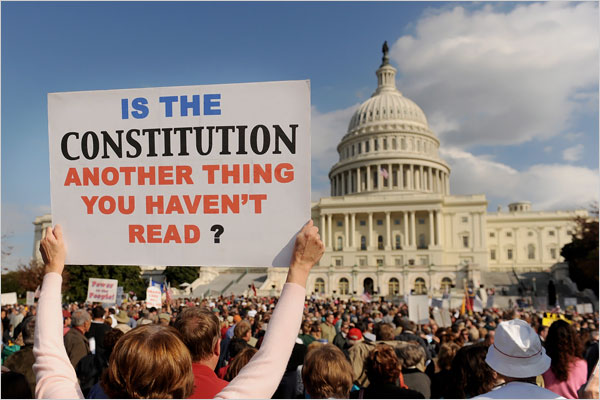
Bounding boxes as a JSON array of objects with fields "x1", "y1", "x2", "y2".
[{"x1": 380, "y1": 167, "x2": 389, "y2": 179}]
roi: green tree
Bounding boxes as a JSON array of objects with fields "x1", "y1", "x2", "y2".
[
  {"x1": 1, "y1": 271, "x2": 22, "y2": 296},
  {"x1": 64, "y1": 265, "x2": 146, "y2": 302},
  {"x1": 561, "y1": 206, "x2": 599, "y2": 296},
  {"x1": 163, "y1": 266, "x2": 199, "y2": 289}
]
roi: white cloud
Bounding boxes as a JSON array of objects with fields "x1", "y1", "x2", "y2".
[
  {"x1": 310, "y1": 104, "x2": 359, "y2": 199},
  {"x1": 562, "y1": 144, "x2": 584, "y2": 162},
  {"x1": 390, "y1": 2, "x2": 599, "y2": 148},
  {"x1": 441, "y1": 147, "x2": 599, "y2": 211}
]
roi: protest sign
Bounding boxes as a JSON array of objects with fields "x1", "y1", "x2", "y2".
[
  {"x1": 146, "y1": 286, "x2": 162, "y2": 309},
  {"x1": 564, "y1": 297, "x2": 577, "y2": 307},
  {"x1": 1, "y1": 292, "x2": 17, "y2": 305},
  {"x1": 48, "y1": 81, "x2": 311, "y2": 267},
  {"x1": 431, "y1": 298, "x2": 443, "y2": 309},
  {"x1": 408, "y1": 295, "x2": 429, "y2": 325},
  {"x1": 441, "y1": 308, "x2": 452, "y2": 327},
  {"x1": 116, "y1": 286, "x2": 124, "y2": 306},
  {"x1": 576, "y1": 304, "x2": 586, "y2": 314},
  {"x1": 26, "y1": 291, "x2": 35, "y2": 306},
  {"x1": 486, "y1": 295, "x2": 495, "y2": 309},
  {"x1": 86, "y1": 278, "x2": 118, "y2": 303},
  {"x1": 583, "y1": 303, "x2": 594, "y2": 313},
  {"x1": 473, "y1": 295, "x2": 483, "y2": 312}
]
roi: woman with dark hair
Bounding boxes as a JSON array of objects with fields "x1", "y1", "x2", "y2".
[
  {"x1": 430, "y1": 342, "x2": 460, "y2": 398},
  {"x1": 447, "y1": 344, "x2": 498, "y2": 398},
  {"x1": 542, "y1": 320, "x2": 588, "y2": 398},
  {"x1": 224, "y1": 347, "x2": 258, "y2": 382},
  {"x1": 363, "y1": 344, "x2": 424, "y2": 399}
]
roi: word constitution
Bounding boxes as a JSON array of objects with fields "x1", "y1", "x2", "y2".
[{"x1": 60, "y1": 124, "x2": 298, "y2": 160}]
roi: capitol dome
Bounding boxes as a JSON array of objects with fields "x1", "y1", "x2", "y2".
[{"x1": 329, "y1": 42, "x2": 450, "y2": 197}]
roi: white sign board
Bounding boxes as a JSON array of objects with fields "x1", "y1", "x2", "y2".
[
  {"x1": 564, "y1": 297, "x2": 577, "y2": 307},
  {"x1": 433, "y1": 308, "x2": 452, "y2": 328},
  {"x1": 583, "y1": 303, "x2": 594, "y2": 313},
  {"x1": 1, "y1": 292, "x2": 18, "y2": 305},
  {"x1": 408, "y1": 295, "x2": 429, "y2": 325},
  {"x1": 48, "y1": 81, "x2": 311, "y2": 267},
  {"x1": 146, "y1": 286, "x2": 162, "y2": 309},
  {"x1": 86, "y1": 278, "x2": 118, "y2": 303},
  {"x1": 26, "y1": 291, "x2": 35, "y2": 306}
]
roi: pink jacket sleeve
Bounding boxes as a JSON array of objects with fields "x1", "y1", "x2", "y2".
[
  {"x1": 33, "y1": 272, "x2": 84, "y2": 399},
  {"x1": 215, "y1": 282, "x2": 306, "y2": 399}
]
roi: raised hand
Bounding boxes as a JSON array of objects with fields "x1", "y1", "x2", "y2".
[
  {"x1": 39, "y1": 225, "x2": 66, "y2": 275},
  {"x1": 286, "y1": 220, "x2": 325, "y2": 287}
]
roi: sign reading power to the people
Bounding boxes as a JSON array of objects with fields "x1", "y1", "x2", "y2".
[{"x1": 48, "y1": 81, "x2": 311, "y2": 267}]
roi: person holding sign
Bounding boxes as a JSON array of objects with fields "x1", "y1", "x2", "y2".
[{"x1": 33, "y1": 221, "x2": 324, "y2": 399}]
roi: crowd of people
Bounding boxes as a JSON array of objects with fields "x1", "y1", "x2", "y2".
[{"x1": 1, "y1": 222, "x2": 599, "y2": 399}]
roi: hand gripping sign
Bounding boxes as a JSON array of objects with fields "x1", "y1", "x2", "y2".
[{"x1": 48, "y1": 81, "x2": 311, "y2": 267}]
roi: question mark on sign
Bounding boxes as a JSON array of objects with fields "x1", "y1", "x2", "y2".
[{"x1": 210, "y1": 224, "x2": 224, "y2": 244}]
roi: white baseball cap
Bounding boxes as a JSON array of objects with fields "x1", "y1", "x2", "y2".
[{"x1": 485, "y1": 319, "x2": 551, "y2": 378}]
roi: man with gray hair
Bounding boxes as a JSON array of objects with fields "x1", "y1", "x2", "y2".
[
  {"x1": 63, "y1": 309, "x2": 91, "y2": 367},
  {"x1": 4, "y1": 316, "x2": 37, "y2": 394}
]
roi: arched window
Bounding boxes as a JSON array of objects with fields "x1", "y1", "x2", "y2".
[
  {"x1": 440, "y1": 277, "x2": 452, "y2": 294},
  {"x1": 337, "y1": 236, "x2": 343, "y2": 251},
  {"x1": 339, "y1": 278, "x2": 349, "y2": 295},
  {"x1": 363, "y1": 278, "x2": 374, "y2": 294},
  {"x1": 314, "y1": 278, "x2": 325, "y2": 294},
  {"x1": 395, "y1": 235, "x2": 401, "y2": 250},
  {"x1": 378, "y1": 235, "x2": 384, "y2": 250},
  {"x1": 360, "y1": 236, "x2": 367, "y2": 251},
  {"x1": 389, "y1": 278, "x2": 400, "y2": 295},
  {"x1": 414, "y1": 277, "x2": 427, "y2": 295},
  {"x1": 528, "y1": 244, "x2": 535, "y2": 260}
]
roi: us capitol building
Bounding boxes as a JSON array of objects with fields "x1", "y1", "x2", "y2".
[{"x1": 33, "y1": 45, "x2": 588, "y2": 301}]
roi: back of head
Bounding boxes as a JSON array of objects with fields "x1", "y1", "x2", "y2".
[
  {"x1": 102, "y1": 325, "x2": 194, "y2": 399},
  {"x1": 545, "y1": 319, "x2": 583, "y2": 381},
  {"x1": 102, "y1": 328, "x2": 124, "y2": 358},
  {"x1": 302, "y1": 344, "x2": 353, "y2": 399},
  {"x1": 92, "y1": 306, "x2": 105, "y2": 320},
  {"x1": 233, "y1": 320, "x2": 251, "y2": 339},
  {"x1": 437, "y1": 342, "x2": 460, "y2": 371},
  {"x1": 450, "y1": 344, "x2": 496, "y2": 398},
  {"x1": 399, "y1": 318, "x2": 415, "y2": 333},
  {"x1": 228, "y1": 337, "x2": 249, "y2": 359},
  {"x1": 376, "y1": 323, "x2": 395, "y2": 341},
  {"x1": 22, "y1": 316, "x2": 36, "y2": 346},
  {"x1": 71, "y1": 309, "x2": 91, "y2": 327},
  {"x1": 396, "y1": 342, "x2": 425, "y2": 368},
  {"x1": 173, "y1": 307, "x2": 220, "y2": 362},
  {"x1": 224, "y1": 347, "x2": 258, "y2": 382},
  {"x1": 365, "y1": 343, "x2": 401, "y2": 384}
]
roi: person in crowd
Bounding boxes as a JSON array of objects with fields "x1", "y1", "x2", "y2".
[
  {"x1": 173, "y1": 307, "x2": 228, "y2": 399},
  {"x1": 64, "y1": 309, "x2": 91, "y2": 368},
  {"x1": 321, "y1": 312, "x2": 337, "y2": 343},
  {"x1": 302, "y1": 344, "x2": 354, "y2": 399},
  {"x1": 583, "y1": 330, "x2": 598, "y2": 379},
  {"x1": 76, "y1": 328, "x2": 124, "y2": 397},
  {"x1": 310, "y1": 322, "x2": 323, "y2": 341},
  {"x1": 114, "y1": 310, "x2": 132, "y2": 334},
  {"x1": 449, "y1": 343, "x2": 498, "y2": 398},
  {"x1": 224, "y1": 347, "x2": 257, "y2": 381},
  {"x1": 430, "y1": 342, "x2": 460, "y2": 399},
  {"x1": 86, "y1": 306, "x2": 111, "y2": 356},
  {"x1": 299, "y1": 320, "x2": 316, "y2": 346},
  {"x1": 273, "y1": 341, "x2": 307, "y2": 399},
  {"x1": 219, "y1": 338, "x2": 250, "y2": 379},
  {"x1": 333, "y1": 320, "x2": 351, "y2": 354},
  {"x1": 362, "y1": 343, "x2": 424, "y2": 399},
  {"x1": 33, "y1": 220, "x2": 324, "y2": 399},
  {"x1": 396, "y1": 343, "x2": 431, "y2": 398},
  {"x1": 1, "y1": 368, "x2": 32, "y2": 399},
  {"x1": 395, "y1": 319, "x2": 431, "y2": 360},
  {"x1": 158, "y1": 312, "x2": 171, "y2": 327},
  {"x1": 483, "y1": 330, "x2": 495, "y2": 347},
  {"x1": 4, "y1": 316, "x2": 36, "y2": 395},
  {"x1": 542, "y1": 320, "x2": 588, "y2": 398},
  {"x1": 474, "y1": 319, "x2": 560, "y2": 399}
]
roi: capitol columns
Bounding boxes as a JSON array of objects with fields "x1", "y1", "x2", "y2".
[
  {"x1": 368, "y1": 212, "x2": 374, "y2": 249},
  {"x1": 403, "y1": 212, "x2": 409, "y2": 248},
  {"x1": 428, "y1": 210, "x2": 435, "y2": 248},
  {"x1": 327, "y1": 214, "x2": 333, "y2": 250},
  {"x1": 388, "y1": 163, "x2": 393, "y2": 190},
  {"x1": 357, "y1": 167, "x2": 362, "y2": 193},
  {"x1": 366, "y1": 165, "x2": 371, "y2": 191},
  {"x1": 320, "y1": 214, "x2": 326, "y2": 247},
  {"x1": 385, "y1": 212, "x2": 391, "y2": 250},
  {"x1": 351, "y1": 213, "x2": 356, "y2": 248},
  {"x1": 398, "y1": 164, "x2": 404, "y2": 189},
  {"x1": 410, "y1": 211, "x2": 417, "y2": 248},
  {"x1": 344, "y1": 213, "x2": 349, "y2": 249},
  {"x1": 436, "y1": 210, "x2": 443, "y2": 247}
]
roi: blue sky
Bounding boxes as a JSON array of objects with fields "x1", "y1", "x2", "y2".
[{"x1": 2, "y1": 1, "x2": 598, "y2": 269}]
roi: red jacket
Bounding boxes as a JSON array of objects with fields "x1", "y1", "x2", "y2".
[{"x1": 189, "y1": 363, "x2": 228, "y2": 399}]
